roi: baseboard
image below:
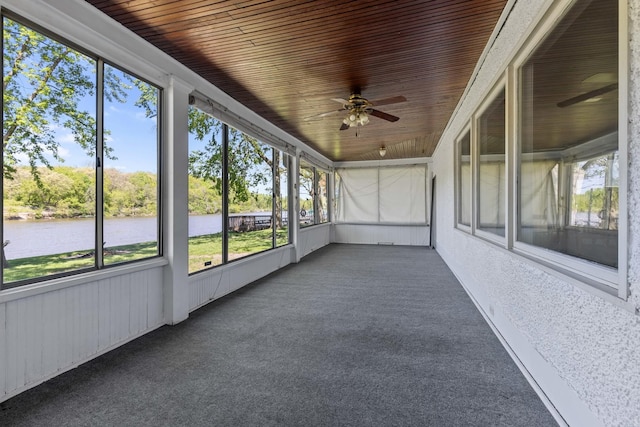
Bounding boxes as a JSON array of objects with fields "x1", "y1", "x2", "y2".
[{"x1": 437, "y1": 245, "x2": 604, "y2": 427}]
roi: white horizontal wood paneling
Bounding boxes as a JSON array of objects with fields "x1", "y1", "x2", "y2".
[
  {"x1": 0, "y1": 267, "x2": 164, "y2": 403},
  {"x1": 189, "y1": 246, "x2": 293, "y2": 311},
  {"x1": 333, "y1": 224, "x2": 430, "y2": 246},
  {"x1": 0, "y1": 302, "x2": 5, "y2": 398},
  {"x1": 299, "y1": 224, "x2": 332, "y2": 258}
]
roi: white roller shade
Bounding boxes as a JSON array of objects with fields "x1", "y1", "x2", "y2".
[
  {"x1": 189, "y1": 91, "x2": 296, "y2": 156},
  {"x1": 379, "y1": 166, "x2": 427, "y2": 223},
  {"x1": 336, "y1": 165, "x2": 427, "y2": 224}
]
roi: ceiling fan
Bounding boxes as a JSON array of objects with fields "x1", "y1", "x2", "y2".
[
  {"x1": 307, "y1": 93, "x2": 406, "y2": 130},
  {"x1": 557, "y1": 83, "x2": 618, "y2": 108}
]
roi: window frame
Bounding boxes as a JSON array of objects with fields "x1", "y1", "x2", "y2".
[
  {"x1": 507, "y1": 0, "x2": 627, "y2": 297},
  {"x1": 453, "y1": 0, "x2": 629, "y2": 303},
  {"x1": 1, "y1": 12, "x2": 163, "y2": 289},
  {"x1": 453, "y1": 0, "x2": 628, "y2": 299},
  {"x1": 187, "y1": 116, "x2": 293, "y2": 275},
  {"x1": 454, "y1": 125, "x2": 472, "y2": 233},
  {"x1": 473, "y1": 80, "x2": 507, "y2": 245}
]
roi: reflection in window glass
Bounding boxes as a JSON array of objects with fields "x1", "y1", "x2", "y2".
[
  {"x1": 518, "y1": 0, "x2": 617, "y2": 268},
  {"x1": 569, "y1": 153, "x2": 619, "y2": 231},
  {"x1": 457, "y1": 131, "x2": 471, "y2": 227},
  {"x1": 299, "y1": 162, "x2": 315, "y2": 227},
  {"x1": 275, "y1": 150, "x2": 289, "y2": 247},
  {"x1": 2, "y1": 17, "x2": 97, "y2": 283},
  {"x1": 478, "y1": 88, "x2": 506, "y2": 236},
  {"x1": 227, "y1": 131, "x2": 273, "y2": 260},
  {"x1": 187, "y1": 108, "x2": 223, "y2": 273},
  {"x1": 103, "y1": 65, "x2": 160, "y2": 265}
]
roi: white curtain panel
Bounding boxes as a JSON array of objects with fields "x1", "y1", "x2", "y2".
[
  {"x1": 520, "y1": 160, "x2": 559, "y2": 227},
  {"x1": 478, "y1": 161, "x2": 506, "y2": 228},
  {"x1": 336, "y1": 166, "x2": 427, "y2": 223},
  {"x1": 379, "y1": 166, "x2": 426, "y2": 223}
]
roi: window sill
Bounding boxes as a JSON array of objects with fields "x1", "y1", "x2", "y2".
[
  {"x1": 458, "y1": 233, "x2": 636, "y2": 314},
  {"x1": 512, "y1": 245, "x2": 635, "y2": 314}
]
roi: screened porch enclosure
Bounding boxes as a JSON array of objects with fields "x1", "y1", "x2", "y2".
[{"x1": 1, "y1": 0, "x2": 639, "y2": 426}]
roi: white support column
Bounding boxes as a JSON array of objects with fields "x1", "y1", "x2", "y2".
[
  {"x1": 163, "y1": 76, "x2": 192, "y2": 325},
  {"x1": 291, "y1": 149, "x2": 301, "y2": 263}
]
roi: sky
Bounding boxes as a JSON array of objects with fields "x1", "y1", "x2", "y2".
[
  {"x1": 4, "y1": 16, "x2": 291, "y2": 210},
  {"x1": 31, "y1": 80, "x2": 214, "y2": 175},
  {"x1": 46, "y1": 82, "x2": 161, "y2": 174},
  {"x1": 6, "y1": 21, "x2": 283, "y2": 196}
]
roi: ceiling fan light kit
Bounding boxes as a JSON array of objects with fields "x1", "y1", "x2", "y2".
[
  {"x1": 343, "y1": 109, "x2": 370, "y2": 127},
  {"x1": 308, "y1": 93, "x2": 406, "y2": 132}
]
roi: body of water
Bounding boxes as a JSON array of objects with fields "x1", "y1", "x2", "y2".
[{"x1": 3, "y1": 214, "x2": 224, "y2": 259}]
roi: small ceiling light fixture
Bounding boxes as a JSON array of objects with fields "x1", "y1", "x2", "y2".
[{"x1": 379, "y1": 146, "x2": 387, "y2": 157}]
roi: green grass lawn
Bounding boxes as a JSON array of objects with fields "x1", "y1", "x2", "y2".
[
  {"x1": 3, "y1": 228, "x2": 289, "y2": 283},
  {"x1": 188, "y1": 228, "x2": 288, "y2": 273}
]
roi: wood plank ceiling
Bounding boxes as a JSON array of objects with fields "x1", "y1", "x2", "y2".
[{"x1": 85, "y1": 0, "x2": 508, "y2": 161}]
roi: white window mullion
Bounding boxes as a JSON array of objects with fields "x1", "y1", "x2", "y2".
[{"x1": 96, "y1": 59, "x2": 105, "y2": 268}]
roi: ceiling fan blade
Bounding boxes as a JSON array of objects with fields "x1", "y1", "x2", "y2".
[
  {"x1": 369, "y1": 109, "x2": 400, "y2": 122},
  {"x1": 339, "y1": 122, "x2": 350, "y2": 131},
  {"x1": 304, "y1": 108, "x2": 346, "y2": 121},
  {"x1": 331, "y1": 98, "x2": 350, "y2": 105},
  {"x1": 370, "y1": 95, "x2": 406, "y2": 106},
  {"x1": 557, "y1": 83, "x2": 618, "y2": 108}
]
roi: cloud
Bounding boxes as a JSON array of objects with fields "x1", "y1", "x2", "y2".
[
  {"x1": 12, "y1": 143, "x2": 70, "y2": 166},
  {"x1": 56, "y1": 146, "x2": 70, "y2": 157},
  {"x1": 58, "y1": 132, "x2": 76, "y2": 144}
]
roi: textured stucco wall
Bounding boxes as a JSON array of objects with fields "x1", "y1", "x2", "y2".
[
  {"x1": 628, "y1": 0, "x2": 640, "y2": 311},
  {"x1": 432, "y1": 0, "x2": 640, "y2": 426}
]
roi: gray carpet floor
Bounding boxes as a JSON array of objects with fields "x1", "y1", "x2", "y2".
[{"x1": 0, "y1": 244, "x2": 558, "y2": 426}]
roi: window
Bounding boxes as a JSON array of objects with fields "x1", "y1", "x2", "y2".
[
  {"x1": 275, "y1": 150, "x2": 290, "y2": 246},
  {"x1": 517, "y1": 0, "x2": 618, "y2": 270},
  {"x1": 2, "y1": 16, "x2": 161, "y2": 287},
  {"x1": 477, "y1": 87, "x2": 506, "y2": 237},
  {"x1": 103, "y1": 65, "x2": 160, "y2": 265},
  {"x1": 317, "y1": 171, "x2": 329, "y2": 224},
  {"x1": 452, "y1": 0, "x2": 624, "y2": 294},
  {"x1": 299, "y1": 161, "x2": 315, "y2": 228},
  {"x1": 456, "y1": 130, "x2": 472, "y2": 228},
  {"x1": 187, "y1": 107, "x2": 224, "y2": 273},
  {"x1": 187, "y1": 105, "x2": 290, "y2": 274},
  {"x1": 227, "y1": 131, "x2": 273, "y2": 260}
]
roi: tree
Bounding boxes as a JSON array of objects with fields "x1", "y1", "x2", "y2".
[
  {"x1": 3, "y1": 16, "x2": 283, "y2": 225},
  {"x1": 187, "y1": 108, "x2": 287, "y2": 227},
  {"x1": 2, "y1": 17, "x2": 127, "y2": 183}
]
